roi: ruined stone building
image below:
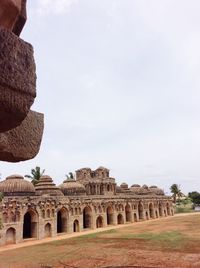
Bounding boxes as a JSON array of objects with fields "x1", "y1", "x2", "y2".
[{"x1": 0, "y1": 167, "x2": 174, "y2": 246}]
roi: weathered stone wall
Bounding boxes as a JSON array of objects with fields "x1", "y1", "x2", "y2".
[{"x1": 0, "y1": 194, "x2": 174, "y2": 246}]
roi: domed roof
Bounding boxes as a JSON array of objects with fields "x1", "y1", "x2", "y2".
[
  {"x1": 131, "y1": 184, "x2": 141, "y2": 187},
  {"x1": 116, "y1": 185, "x2": 123, "y2": 193},
  {"x1": 149, "y1": 185, "x2": 164, "y2": 195},
  {"x1": 0, "y1": 175, "x2": 35, "y2": 196},
  {"x1": 130, "y1": 184, "x2": 142, "y2": 194},
  {"x1": 35, "y1": 175, "x2": 64, "y2": 196},
  {"x1": 59, "y1": 179, "x2": 86, "y2": 196},
  {"x1": 120, "y1": 182, "x2": 129, "y2": 189}
]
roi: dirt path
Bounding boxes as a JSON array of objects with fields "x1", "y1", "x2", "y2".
[{"x1": 0, "y1": 212, "x2": 197, "y2": 253}]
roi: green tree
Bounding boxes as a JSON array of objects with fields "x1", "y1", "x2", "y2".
[
  {"x1": 188, "y1": 191, "x2": 200, "y2": 205},
  {"x1": 170, "y1": 184, "x2": 182, "y2": 203},
  {"x1": 25, "y1": 166, "x2": 45, "y2": 186},
  {"x1": 65, "y1": 172, "x2": 75, "y2": 180}
]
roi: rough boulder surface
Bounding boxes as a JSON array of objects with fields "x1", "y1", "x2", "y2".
[
  {"x1": 0, "y1": 0, "x2": 21, "y2": 33},
  {"x1": 0, "y1": 111, "x2": 44, "y2": 162},
  {"x1": 0, "y1": 0, "x2": 44, "y2": 162},
  {"x1": 0, "y1": 27, "x2": 36, "y2": 132}
]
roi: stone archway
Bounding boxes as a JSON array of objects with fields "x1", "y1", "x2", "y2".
[
  {"x1": 6, "y1": 227, "x2": 16, "y2": 244},
  {"x1": 117, "y1": 213, "x2": 124, "y2": 224},
  {"x1": 83, "y1": 206, "x2": 92, "y2": 229},
  {"x1": 138, "y1": 202, "x2": 144, "y2": 220},
  {"x1": 44, "y1": 223, "x2": 52, "y2": 238},
  {"x1": 125, "y1": 204, "x2": 132, "y2": 222},
  {"x1": 155, "y1": 210, "x2": 158, "y2": 218},
  {"x1": 134, "y1": 213, "x2": 137, "y2": 222},
  {"x1": 159, "y1": 203, "x2": 163, "y2": 217},
  {"x1": 149, "y1": 203, "x2": 154, "y2": 219},
  {"x1": 166, "y1": 203, "x2": 170, "y2": 216},
  {"x1": 73, "y1": 220, "x2": 80, "y2": 232},
  {"x1": 23, "y1": 210, "x2": 38, "y2": 239},
  {"x1": 57, "y1": 208, "x2": 68, "y2": 233},
  {"x1": 96, "y1": 216, "x2": 103, "y2": 228},
  {"x1": 146, "y1": 211, "x2": 149, "y2": 220},
  {"x1": 106, "y1": 206, "x2": 114, "y2": 225}
]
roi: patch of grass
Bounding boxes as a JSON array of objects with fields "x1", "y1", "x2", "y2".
[{"x1": 122, "y1": 231, "x2": 186, "y2": 250}]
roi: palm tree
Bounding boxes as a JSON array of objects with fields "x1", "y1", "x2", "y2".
[
  {"x1": 170, "y1": 184, "x2": 182, "y2": 203},
  {"x1": 25, "y1": 166, "x2": 45, "y2": 186},
  {"x1": 65, "y1": 172, "x2": 75, "y2": 180}
]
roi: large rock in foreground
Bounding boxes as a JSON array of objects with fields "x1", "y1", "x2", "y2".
[
  {"x1": 0, "y1": 27, "x2": 36, "y2": 132},
  {"x1": 0, "y1": 0, "x2": 22, "y2": 33},
  {"x1": 0, "y1": 111, "x2": 44, "y2": 162}
]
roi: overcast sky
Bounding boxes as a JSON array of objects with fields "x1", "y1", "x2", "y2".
[{"x1": 1, "y1": 0, "x2": 200, "y2": 194}]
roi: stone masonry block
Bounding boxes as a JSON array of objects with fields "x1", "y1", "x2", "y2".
[
  {"x1": 0, "y1": 27, "x2": 36, "y2": 132},
  {"x1": 0, "y1": 111, "x2": 44, "y2": 162}
]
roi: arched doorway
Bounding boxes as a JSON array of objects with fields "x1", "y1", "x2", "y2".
[
  {"x1": 44, "y1": 223, "x2": 51, "y2": 238},
  {"x1": 23, "y1": 210, "x2": 38, "y2": 239},
  {"x1": 57, "y1": 208, "x2": 68, "y2": 233},
  {"x1": 159, "y1": 203, "x2": 163, "y2": 217},
  {"x1": 155, "y1": 210, "x2": 158, "y2": 218},
  {"x1": 96, "y1": 216, "x2": 103, "y2": 228},
  {"x1": 6, "y1": 228, "x2": 16, "y2": 244},
  {"x1": 146, "y1": 211, "x2": 149, "y2": 220},
  {"x1": 149, "y1": 203, "x2": 154, "y2": 219},
  {"x1": 166, "y1": 203, "x2": 170, "y2": 216},
  {"x1": 125, "y1": 204, "x2": 132, "y2": 222},
  {"x1": 117, "y1": 214, "x2": 124, "y2": 224},
  {"x1": 83, "y1": 206, "x2": 92, "y2": 229},
  {"x1": 134, "y1": 213, "x2": 137, "y2": 222},
  {"x1": 107, "y1": 206, "x2": 114, "y2": 225},
  {"x1": 138, "y1": 202, "x2": 144, "y2": 220},
  {"x1": 73, "y1": 220, "x2": 80, "y2": 232}
]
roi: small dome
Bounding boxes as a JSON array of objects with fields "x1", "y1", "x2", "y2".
[
  {"x1": 142, "y1": 184, "x2": 149, "y2": 189},
  {"x1": 116, "y1": 185, "x2": 123, "y2": 193},
  {"x1": 149, "y1": 185, "x2": 164, "y2": 195},
  {"x1": 0, "y1": 175, "x2": 35, "y2": 196},
  {"x1": 149, "y1": 185, "x2": 158, "y2": 189},
  {"x1": 130, "y1": 184, "x2": 142, "y2": 194},
  {"x1": 35, "y1": 175, "x2": 64, "y2": 196},
  {"x1": 120, "y1": 183, "x2": 128, "y2": 189},
  {"x1": 59, "y1": 179, "x2": 86, "y2": 196}
]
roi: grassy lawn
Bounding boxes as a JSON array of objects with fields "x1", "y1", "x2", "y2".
[{"x1": 1, "y1": 213, "x2": 200, "y2": 268}]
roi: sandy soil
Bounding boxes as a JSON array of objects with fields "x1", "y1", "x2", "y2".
[{"x1": 0, "y1": 212, "x2": 200, "y2": 268}]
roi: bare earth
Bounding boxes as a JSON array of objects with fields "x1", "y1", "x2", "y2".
[{"x1": 1, "y1": 213, "x2": 200, "y2": 268}]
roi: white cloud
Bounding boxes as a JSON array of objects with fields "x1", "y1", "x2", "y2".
[{"x1": 36, "y1": 0, "x2": 78, "y2": 15}]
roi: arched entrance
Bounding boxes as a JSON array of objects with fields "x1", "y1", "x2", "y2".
[
  {"x1": 73, "y1": 220, "x2": 80, "y2": 232},
  {"x1": 138, "y1": 202, "x2": 144, "y2": 220},
  {"x1": 149, "y1": 203, "x2": 154, "y2": 219},
  {"x1": 6, "y1": 228, "x2": 16, "y2": 244},
  {"x1": 83, "y1": 206, "x2": 92, "y2": 229},
  {"x1": 134, "y1": 213, "x2": 137, "y2": 222},
  {"x1": 44, "y1": 223, "x2": 52, "y2": 238},
  {"x1": 125, "y1": 204, "x2": 132, "y2": 222},
  {"x1": 159, "y1": 203, "x2": 163, "y2": 217},
  {"x1": 106, "y1": 206, "x2": 114, "y2": 225},
  {"x1": 57, "y1": 208, "x2": 68, "y2": 233},
  {"x1": 23, "y1": 210, "x2": 38, "y2": 239},
  {"x1": 146, "y1": 211, "x2": 149, "y2": 220},
  {"x1": 117, "y1": 214, "x2": 124, "y2": 224},
  {"x1": 155, "y1": 210, "x2": 158, "y2": 218},
  {"x1": 166, "y1": 203, "x2": 170, "y2": 216},
  {"x1": 96, "y1": 216, "x2": 103, "y2": 228}
]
